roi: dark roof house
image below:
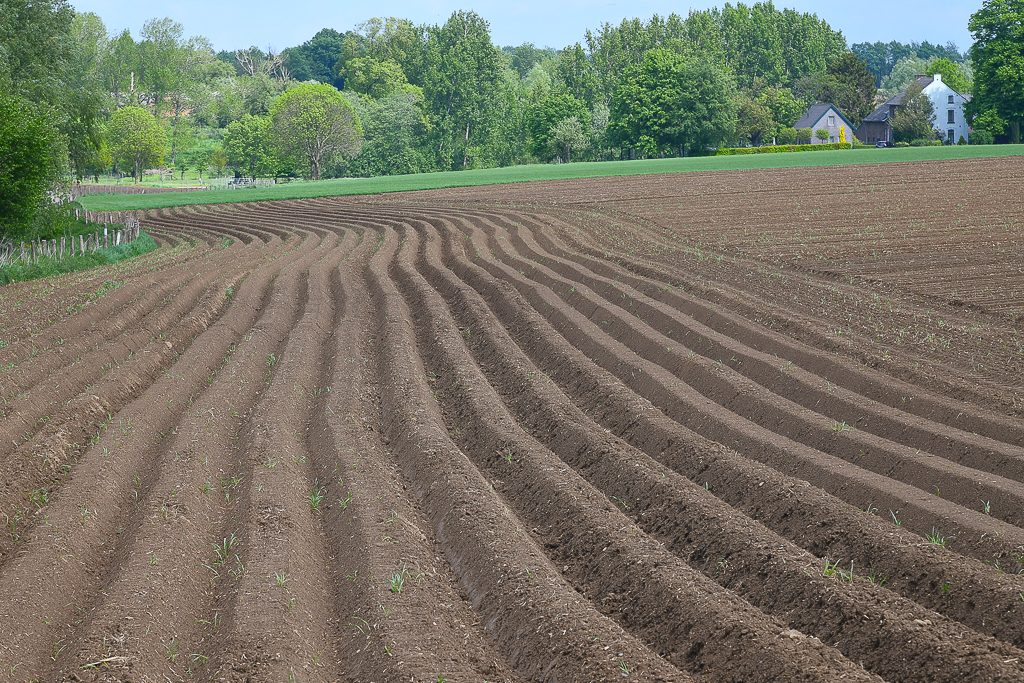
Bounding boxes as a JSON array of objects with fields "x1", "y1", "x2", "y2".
[
  {"x1": 856, "y1": 74, "x2": 971, "y2": 144},
  {"x1": 793, "y1": 103, "x2": 857, "y2": 144}
]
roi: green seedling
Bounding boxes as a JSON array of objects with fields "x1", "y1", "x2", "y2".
[
  {"x1": 309, "y1": 483, "x2": 327, "y2": 513},
  {"x1": 275, "y1": 571, "x2": 289, "y2": 587},
  {"x1": 926, "y1": 528, "x2": 948, "y2": 547},
  {"x1": 831, "y1": 420, "x2": 854, "y2": 432},
  {"x1": 620, "y1": 660, "x2": 629, "y2": 677},
  {"x1": 165, "y1": 638, "x2": 178, "y2": 663},
  {"x1": 867, "y1": 565, "x2": 887, "y2": 586},
  {"x1": 889, "y1": 510, "x2": 901, "y2": 526},
  {"x1": 941, "y1": 582, "x2": 952, "y2": 595},
  {"x1": 28, "y1": 488, "x2": 49, "y2": 508},
  {"x1": 823, "y1": 557, "x2": 842, "y2": 577},
  {"x1": 266, "y1": 353, "x2": 277, "y2": 367},
  {"x1": 981, "y1": 499, "x2": 991, "y2": 515},
  {"x1": 388, "y1": 568, "x2": 406, "y2": 594},
  {"x1": 211, "y1": 533, "x2": 239, "y2": 564}
]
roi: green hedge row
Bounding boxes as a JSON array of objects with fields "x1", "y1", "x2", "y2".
[{"x1": 717, "y1": 142, "x2": 854, "y2": 155}]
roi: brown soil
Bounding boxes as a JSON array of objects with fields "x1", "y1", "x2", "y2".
[{"x1": 1, "y1": 156, "x2": 1023, "y2": 683}]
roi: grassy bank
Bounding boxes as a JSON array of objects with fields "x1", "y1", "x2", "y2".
[
  {"x1": 0, "y1": 231, "x2": 158, "y2": 286},
  {"x1": 78, "y1": 144, "x2": 1024, "y2": 212}
]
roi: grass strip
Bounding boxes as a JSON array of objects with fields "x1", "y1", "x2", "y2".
[
  {"x1": 0, "y1": 231, "x2": 158, "y2": 285},
  {"x1": 78, "y1": 144, "x2": 1024, "y2": 212}
]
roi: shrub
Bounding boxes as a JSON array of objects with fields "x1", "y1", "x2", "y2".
[
  {"x1": 716, "y1": 142, "x2": 852, "y2": 156},
  {"x1": 970, "y1": 130, "x2": 995, "y2": 145}
]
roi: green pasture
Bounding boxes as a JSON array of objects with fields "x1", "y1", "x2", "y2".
[{"x1": 79, "y1": 144, "x2": 1024, "y2": 212}]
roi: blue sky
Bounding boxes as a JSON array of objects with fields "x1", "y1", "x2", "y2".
[{"x1": 70, "y1": 0, "x2": 977, "y2": 57}]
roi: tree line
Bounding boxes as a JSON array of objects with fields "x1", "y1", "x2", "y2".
[{"x1": 3, "y1": 0, "x2": 1023, "y2": 242}]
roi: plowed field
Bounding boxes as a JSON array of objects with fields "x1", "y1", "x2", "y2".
[{"x1": 2, "y1": 157, "x2": 1023, "y2": 683}]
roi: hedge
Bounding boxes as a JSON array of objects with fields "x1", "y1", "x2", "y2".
[{"x1": 717, "y1": 142, "x2": 853, "y2": 156}]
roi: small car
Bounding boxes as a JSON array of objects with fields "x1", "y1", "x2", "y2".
[{"x1": 875, "y1": 141, "x2": 889, "y2": 148}]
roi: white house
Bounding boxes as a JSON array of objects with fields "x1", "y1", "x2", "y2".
[
  {"x1": 856, "y1": 73, "x2": 970, "y2": 145},
  {"x1": 922, "y1": 74, "x2": 970, "y2": 144}
]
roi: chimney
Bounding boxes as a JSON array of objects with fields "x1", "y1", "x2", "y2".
[{"x1": 933, "y1": 73, "x2": 942, "y2": 83}]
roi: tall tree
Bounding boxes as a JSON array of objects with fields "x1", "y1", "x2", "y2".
[
  {"x1": 554, "y1": 43, "x2": 599, "y2": 107},
  {"x1": 794, "y1": 52, "x2": 875, "y2": 125},
  {"x1": 342, "y1": 57, "x2": 410, "y2": 98},
  {"x1": 422, "y1": 10, "x2": 502, "y2": 169},
  {"x1": 504, "y1": 43, "x2": 556, "y2": 79},
  {"x1": 346, "y1": 89, "x2": 429, "y2": 176},
  {"x1": 102, "y1": 28, "x2": 142, "y2": 108},
  {"x1": 270, "y1": 83, "x2": 363, "y2": 180},
  {"x1": 608, "y1": 48, "x2": 736, "y2": 156},
  {"x1": 0, "y1": 96, "x2": 64, "y2": 240},
  {"x1": 878, "y1": 54, "x2": 930, "y2": 98},
  {"x1": 107, "y1": 105, "x2": 166, "y2": 181},
  {"x1": 136, "y1": 18, "x2": 213, "y2": 165},
  {"x1": 967, "y1": 0, "x2": 1024, "y2": 143},
  {"x1": 890, "y1": 81, "x2": 935, "y2": 142},
  {"x1": 223, "y1": 113, "x2": 276, "y2": 179},
  {"x1": 825, "y1": 52, "x2": 876, "y2": 125},
  {"x1": 925, "y1": 57, "x2": 972, "y2": 95},
  {"x1": 526, "y1": 93, "x2": 589, "y2": 158},
  {"x1": 65, "y1": 12, "x2": 108, "y2": 180},
  {"x1": 283, "y1": 28, "x2": 346, "y2": 86}
]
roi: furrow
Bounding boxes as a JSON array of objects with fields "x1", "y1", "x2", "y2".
[
  {"x1": 479, "y1": 212, "x2": 1024, "y2": 528},
  {"x1": 367, "y1": 223, "x2": 686, "y2": 683},
  {"x1": 393, "y1": 219, "x2": 882, "y2": 682},
  {"x1": 0, "y1": 226, "x2": 321, "y2": 679},
  {"x1": 415, "y1": 213, "x2": 1024, "y2": 681},
  {"x1": 509, "y1": 211, "x2": 1024, "y2": 476},
  {"x1": 540, "y1": 211, "x2": 1024, "y2": 444},
  {"x1": 437, "y1": 211, "x2": 1024, "y2": 569}
]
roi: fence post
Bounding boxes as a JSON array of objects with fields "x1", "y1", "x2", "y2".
[
  {"x1": 61, "y1": 236, "x2": 66, "y2": 259},
  {"x1": 20, "y1": 242, "x2": 26, "y2": 261},
  {"x1": 94, "y1": 232, "x2": 99, "y2": 252},
  {"x1": 79, "y1": 234, "x2": 85, "y2": 255}
]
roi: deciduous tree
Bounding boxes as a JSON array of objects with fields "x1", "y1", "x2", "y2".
[
  {"x1": 270, "y1": 83, "x2": 363, "y2": 180},
  {"x1": 423, "y1": 11, "x2": 502, "y2": 169},
  {"x1": 608, "y1": 48, "x2": 736, "y2": 156},
  {"x1": 224, "y1": 113, "x2": 276, "y2": 179},
  {"x1": 527, "y1": 93, "x2": 589, "y2": 158},
  {"x1": 107, "y1": 105, "x2": 166, "y2": 180},
  {"x1": 967, "y1": 0, "x2": 1024, "y2": 143},
  {"x1": 0, "y1": 96, "x2": 64, "y2": 239},
  {"x1": 549, "y1": 116, "x2": 588, "y2": 161},
  {"x1": 890, "y1": 81, "x2": 935, "y2": 142}
]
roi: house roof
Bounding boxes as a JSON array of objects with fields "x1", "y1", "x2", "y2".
[
  {"x1": 860, "y1": 75, "x2": 935, "y2": 126},
  {"x1": 794, "y1": 103, "x2": 857, "y2": 131}
]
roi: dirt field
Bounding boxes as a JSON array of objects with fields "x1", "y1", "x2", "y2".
[{"x1": 1, "y1": 156, "x2": 1023, "y2": 683}]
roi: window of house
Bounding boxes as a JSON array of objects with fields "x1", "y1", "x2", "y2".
[
  {"x1": 948, "y1": 129, "x2": 954, "y2": 142},
  {"x1": 947, "y1": 110, "x2": 955, "y2": 124},
  {"x1": 948, "y1": 95, "x2": 954, "y2": 104},
  {"x1": 828, "y1": 115, "x2": 835, "y2": 126}
]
